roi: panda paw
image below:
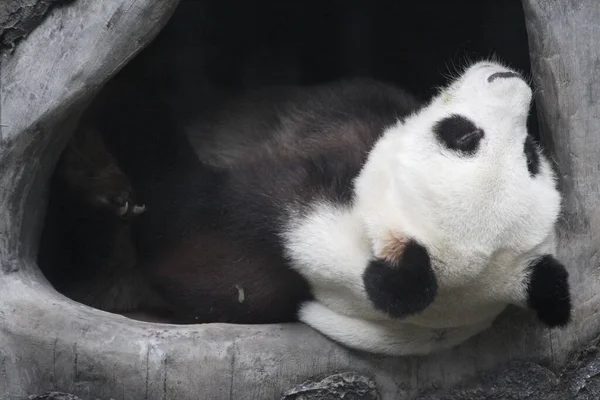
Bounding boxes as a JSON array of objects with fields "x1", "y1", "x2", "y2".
[
  {"x1": 114, "y1": 196, "x2": 146, "y2": 220},
  {"x1": 87, "y1": 185, "x2": 146, "y2": 220},
  {"x1": 363, "y1": 240, "x2": 438, "y2": 319},
  {"x1": 526, "y1": 255, "x2": 572, "y2": 328},
  {"x1": 99, "y1": 191, "x2": 146, "y2": 220}
]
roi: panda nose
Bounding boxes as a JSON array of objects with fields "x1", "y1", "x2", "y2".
[
  {"x1": 487, "y1": 71, "x2": 523, "y2": 83},
  {"x1": 485, "y1": 69, "x2": 532, "y2": 115}
]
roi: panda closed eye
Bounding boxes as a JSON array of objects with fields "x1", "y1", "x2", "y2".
[{"x1": 434, "y1": 114, "x2": 485, "y2": 156}]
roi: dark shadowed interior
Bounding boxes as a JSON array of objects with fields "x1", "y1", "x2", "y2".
[{"x1": 136, "y1": 0, "x2": 536, "y2": 133}]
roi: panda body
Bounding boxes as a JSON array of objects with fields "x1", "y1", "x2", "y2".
[
  {"x1": 279, "y1": 61, "x2": 570, "y2": 355},
  {"x1": 42, "y1": 60, "x2": 571, "y2": 356},
  {"x1": 138, "y1": 78, "x2": 424, "y2": 324}
]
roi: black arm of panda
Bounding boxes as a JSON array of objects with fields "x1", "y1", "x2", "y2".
[
  {"x1": 362, "y1": 240, "x2": 438, "y2": 319},
  {"x1": 526, "y1": 254, "x2": 572, "y2": 327}
]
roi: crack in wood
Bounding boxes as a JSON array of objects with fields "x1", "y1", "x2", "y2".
[
  {"x1": 1, "y1": 355, "x2": 9, "y2": 396},
  {"x1": 52, "y1": 338, "x2": 57, "y2": 389},
  {"x1": 144, "y1": 345, "x2": 150, "y2": 400},
  {"x1": 229, "y1": 339, "x2": 237, "y2": 400},
  {"x1": 162, "y1": 357, "x2": 168, "y2": 400},
  {"x1": 72, "y1": 342, "x2": 78, "y2": 383}
]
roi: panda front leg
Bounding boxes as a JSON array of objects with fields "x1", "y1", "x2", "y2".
[
  {"x1": 284, "y1": 204, "x2": 437, "y2": 320},
  {"x1": 362, "y1": 239, "x2": 438, "y2": 319},
  {"x1": 503, "y1": 249, "x2": 572, "y2": 328},
  {"x1": 59, "y1": 126, "x2": 146, "y2": 220},
  {"x1": 523, "y1": 254, "x2": 572, "y2": 327}
]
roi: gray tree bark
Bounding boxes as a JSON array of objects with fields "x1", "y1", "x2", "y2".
[
  {"x1": 0, "y1": 0, "x2": 74, "y2": 50},
  {"x1": 1, "y1": 0, "x2": 599, "y2": 399},
  {"x1": 523, "y1": 0, "x2": 600, "y2": 360}
]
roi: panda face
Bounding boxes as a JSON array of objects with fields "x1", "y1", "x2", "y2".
[
  {"x1": 409, "y1": 61, "x2": 533, "y2": 161},
  {"x1": 356, "y1": 60, "x2": 561, "y2": 286}
]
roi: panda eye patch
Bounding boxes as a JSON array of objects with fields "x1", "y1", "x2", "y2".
[{"x1": 433, "y1": 114, "x2": 484, "y2": 155}]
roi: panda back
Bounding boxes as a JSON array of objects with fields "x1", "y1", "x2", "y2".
[{"x1": 208, "y1": 79, "x2": 422, "y2": 243}]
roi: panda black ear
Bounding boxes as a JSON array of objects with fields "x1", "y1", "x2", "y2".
[
  {"x1": 526, "y1": 255, "x2": 572, "y2": 328},
  {"x1": 363, "y1": 240, "x2": 438, "y2": 319}
]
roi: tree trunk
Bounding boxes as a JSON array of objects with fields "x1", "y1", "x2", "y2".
[{"x1": 1, "y1": 0, "x2": 599, "y2": 399}]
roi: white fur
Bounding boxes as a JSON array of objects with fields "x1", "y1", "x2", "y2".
[
  {"x1": 298, "y1": 301, "x2": 493, "y2": 355},
  {"x1": 282, "y1": 60, "x2": 563, "y2": 356}
]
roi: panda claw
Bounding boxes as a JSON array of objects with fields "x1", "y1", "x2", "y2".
[
  {"x1": 117, "y1": 202, "x2": 146, "y2": 220},
  {"x1": 132, "y1": 204, "x2": 146, "y2": 215},
  {"x1": 117, "y1": 201, "x2": 129, "y2": 217}
]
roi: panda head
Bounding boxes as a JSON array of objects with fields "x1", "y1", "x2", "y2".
[
  {"x1": 356, "y1": 60, "x2": 570, "y2": 328},
  {"x1": 372, "y1": 60, "x2": 561, "y2": 266}
]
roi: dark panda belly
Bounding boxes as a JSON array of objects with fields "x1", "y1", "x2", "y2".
[{"x1": 80, "y1": 78, "x2": 422, "y2": 324}]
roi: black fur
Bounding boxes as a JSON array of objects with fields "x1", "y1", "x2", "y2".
[
  {"x1": 487, "y1": 71, "x2": 522, "y2": 82},
  {"x1": 524, "y1": 135, "x2": 540, "y2": 177},
  {"x1": 140, "y1": 79, "x2": 422, "y2": 323},
  {"x1": 433, "y1": 114, "x2": 484, "y2": 155},
  {"x1": 526, "y1": 255, "x2": 571, "y2": 327},
  {"x1": 36, "y1": 123, "x2": 167, "y2": 315},
  {"x1": 363, "y1": 240, "x2": 438, "y2": 319}
]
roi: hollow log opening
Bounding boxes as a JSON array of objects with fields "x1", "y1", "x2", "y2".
[
  {"x1": 2, "y1": 0, "x2": 599, "y2": 399},
  {"x1": 37, "y1": 0, "x2": 537, "y2": 322}
]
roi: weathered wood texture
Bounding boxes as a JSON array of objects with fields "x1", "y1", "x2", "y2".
[
  {"x1": 0, "y1": 0, "x2": 75, "y2": 50},
  {"x1": 0, "y1": 0, "x2": 599, "y2": 399},
  {"x1": 27, "y1": 334, "x2": 600, "y2": 399},
  {"x1": 523, "y1": 0, "x2": 600, "y2": 360},
  {"x1": 414, "y1": 334, "x2": 600, "y2": 399},
  {"x1": 29, "y1": 393, "x2": 83, "y2": 400}
]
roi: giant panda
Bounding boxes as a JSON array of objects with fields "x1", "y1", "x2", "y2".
[
  {"x1": 40, "y1": 59, "x2": 571, "y2": 355},
  {"x1": 293, "y1": 61, "x2": 571, "y2": 355}
]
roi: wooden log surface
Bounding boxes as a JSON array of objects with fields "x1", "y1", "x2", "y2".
[
  {"x1": 0, "y1": 0, "x2": 75, "y2": 50},
  {"x1": 0, "y1": 0, "x2": 599, "y2": 399},
  {"x1": 523, "y1": 0, "x2": 600, "y2": 362}
]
